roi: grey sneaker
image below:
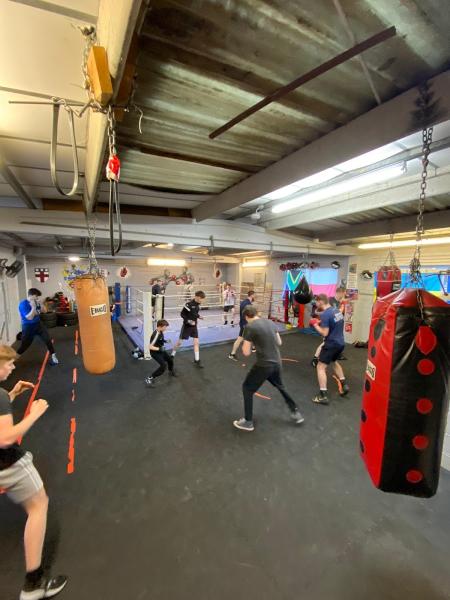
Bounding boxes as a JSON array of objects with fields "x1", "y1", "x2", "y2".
[
  {"x1": 228, "y1": 353, "x2": 238, "y2": 362},
  {"x1": 233, "y1": 418, "x2": 255, "y2": 432},
  {"x1": 290, "y1": 409, "x2": 305, "y2": 424},
  {"x1": 144, "y1": 377, "x2": 154, "y2": 386}
]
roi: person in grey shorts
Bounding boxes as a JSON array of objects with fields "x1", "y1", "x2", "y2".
[{"x1": 0, "y1": 345, "x2": 67, "y2": 599}]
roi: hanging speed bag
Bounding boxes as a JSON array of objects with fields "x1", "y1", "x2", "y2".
[
  {"x1": 360, "y1": 288, "x2": 450, "y2": 497},
  {"x1": 376, "y1": 265, "x2": 402, "y2": 298},
  {"x1": 73, "y1": 275, "x2": 116, "y2": 374},
  {"x1": 293, "y1": 276, "x2": 313, "y2": 304}
]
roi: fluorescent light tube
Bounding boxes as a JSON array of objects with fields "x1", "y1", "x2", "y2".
[
  {"x1": 147, "y1": 258, "x2": 186, "y2": 266},
  {"x1": 272, "y1": 164, "x2": 405, "y2": 214},
  {"x1": 359, "y1": 237, "x2": 450, "y2": 249},
  {"x1": 242, "y1": 260, "x2": 268, "y2": 268}
]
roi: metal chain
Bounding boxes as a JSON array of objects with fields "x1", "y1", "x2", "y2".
[
  {"x1": 107, "y1": 106, "x2": 117, "y2": 155},
  {"x1": 409, "y1": 83, "x2": 434, "y2": 320},
  {"x1": 78, "y1": 26, "x2": 97, "y2": 103},
  {"x1": 86, "y1": 214, "x2": 99, "y2": 275}
]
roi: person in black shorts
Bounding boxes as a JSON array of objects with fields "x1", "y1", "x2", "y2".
[
  {"x1": 145, "y1": 319, "x2": 177, "y2": 386},
  {"x1": 233, "y1": 306, "x2": 304, "y2": 431},
  {"x1": 0, "y1": 345, "x2": 67, "y2": 599},
  {"x1": 309, "y1": 294, "x2": 349, "y2": 405},
  {"x1": 171, "y1": 291, "x2": 206, "y2": 368},
  {"x1": 17, "y1": 288, "x2": 59, "y2": 366},
  {"x1": 228, "y1": 290, "x2": 255, "y2": 361}
]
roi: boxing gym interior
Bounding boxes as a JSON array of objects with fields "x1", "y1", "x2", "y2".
[{"x1": 1, "y1": 2, "x2": 450, "y2": 599}]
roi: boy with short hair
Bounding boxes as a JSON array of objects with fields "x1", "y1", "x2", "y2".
[
  {"x1": 310, "y1": 294, "x2": 349, "y2": 405},
  {"x1": 17, "y1": 288, "x2": 59, "y2": 366},
  {"x1": 228, "y1": 290, "x2": 255, "y2": 361},
  {"x1": 171, "y1": 291, "x2": 206, "y2": 368},
  {"x1": 0, "y1": 345, "x2": 67, "y2": 599},
  {"x1": 233, "y1": 306, "x2": 304, "y2": 431},
  {"x1": 222, "y1": 283, "x2": 236, "y2": 326},
  {"x1": 145, "y1": 319, "x2": 177, "y2": 386}
]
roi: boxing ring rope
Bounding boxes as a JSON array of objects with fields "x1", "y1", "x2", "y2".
[{"x1": 120, "y1": 284, "x2": 294, "y2": 354}]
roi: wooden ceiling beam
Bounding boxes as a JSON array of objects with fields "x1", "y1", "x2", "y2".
[{"x1": 42, "y1": 198, "x2": 192, "y2": 218}]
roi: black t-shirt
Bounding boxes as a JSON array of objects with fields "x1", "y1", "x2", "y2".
[
  {"x1": 239, "y1": 298, "x2": 252, "y2": 327},
  {"x1": 0, "y1": 387, "x2": 25, "y2": 470},
  {"x1": 149, "y1": 329, "x2": 166, "y2": 352},
  {"x1": 329, "y1": 296, "x2": 341, "y2": 309},
  {"x1": 243, "y1": 318, "x2": 281, "y2": 367},
  {"x1": 181, "y1": 299, "x2": 200, "y2": 325}
]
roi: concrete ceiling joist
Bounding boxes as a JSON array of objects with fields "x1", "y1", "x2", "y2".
[
  {"x1": 0, "y1": 208, "x2": 354, "y2": 256},
  {"x1": 316, "y1": 208, "x2": 450, "y2": 242},
  {"x1": 192, "y1": 70, "x2": 450, "y2": 222},
  {"x1": 264, "y1": 168, "x2": 450, "y2": 230},
  {"x1": 0, "y1": 152, "x2": 37, "y2": 209},
  {"x1": 83, "y1": 0, "x2": 146, "y2": 213}
]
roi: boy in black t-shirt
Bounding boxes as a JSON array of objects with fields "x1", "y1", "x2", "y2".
[
  {"x1": 171, "y1": 291, "x2": 206, "y2": 368},
  {"x1": 0, "y1": 345, "x2": 67, "y2": 599},
  {"x1": 145, "y1": 319, "x2": 177, "y2": 386}
]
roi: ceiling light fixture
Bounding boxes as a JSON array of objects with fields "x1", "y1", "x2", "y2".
[
  {"x1": 242, "y1": 259, "x2": 268, "y2": 268},
  {"x1": 68, "y1": 255, "x2": 80, "y2": 262},
  {"x1": 358, "y1": 237, "x2": 450, "y2": 250},
  {"x1": 147, "y1": 258, "x2": 186, "y2": 267},
  {"x1": 272, "y1": 164, "x2": 406, "y2": 214}
]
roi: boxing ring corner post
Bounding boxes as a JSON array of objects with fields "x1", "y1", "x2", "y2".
[{"x1": 143, "y1": 291, "x2": 152, "y2": 359}]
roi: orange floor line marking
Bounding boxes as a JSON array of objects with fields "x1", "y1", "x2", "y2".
[
  {"x1": 255, "y1": 392, "x2": 271, "y2": 400},
  {"x1": 67, "y1": 417, "x2": 77, "y2": 474},
  {"x1": 71, "y1": 388, "x2": 76, "y2": 402},
  {"x1": 72, "y1": 368, "x2": 77, "y2": 385},
  {"x1": 74, "y1": 329, "x2": 79, "y2": 355},
  {"x1": 282, "y1": 358, "x2": 299, "y2": 363}
]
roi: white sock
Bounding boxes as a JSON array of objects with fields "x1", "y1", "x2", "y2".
[
  {"x1": 171, "y1": 350, "x2": 177, "y2": 357},
  {"x1": 194, "y1": 350, "x2": 200, "y2": 361}
]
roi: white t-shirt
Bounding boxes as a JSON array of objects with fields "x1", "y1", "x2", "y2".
[{"x1": 223, "y1": 288, "x2": 236, "y2": 307}]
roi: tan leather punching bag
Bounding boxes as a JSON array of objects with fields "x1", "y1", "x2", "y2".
[{"x1": 73, "y1": 275, "x2": 115, "y2": 374}]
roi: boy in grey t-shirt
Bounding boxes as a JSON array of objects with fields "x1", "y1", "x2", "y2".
[{"x1": 233, "y1": 306, "x2": 304, "y2": 432}]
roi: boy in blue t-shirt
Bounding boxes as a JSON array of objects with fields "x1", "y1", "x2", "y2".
[
  {"x1": 17, "y1": 288, "x2": 59, "y2": 365},
  {"x1": 309, "y1": 294, "x2": 349, "y2": 405}
]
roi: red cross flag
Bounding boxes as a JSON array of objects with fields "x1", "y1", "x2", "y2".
[{"x1": 34, "y1": 268, "x2": 49, "y2": 283}]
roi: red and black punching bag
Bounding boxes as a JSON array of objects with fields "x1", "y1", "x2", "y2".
[
  {"x1": 376, "y1": 265, "x2": 402, "y2": 298},
  {"x1": 360, "y1": 288, "x2": 450, "y2": 497}
]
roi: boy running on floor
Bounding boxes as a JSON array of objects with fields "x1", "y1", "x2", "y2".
[
  {"x1": 309, "y1": 294, "x2": 349, "y2": 405},
  {"x1": 0, "y1": 345, "x2": 67, "y2": 599},
  {"x1": 171, "y1": 291, "x2": 206, "y2": 368},
  {"x1": 145, "y1": 320, "x2": 177, "y2": 386},
  {"x1": 233, "y1": 306, "x2": 304, "y2": 432}
]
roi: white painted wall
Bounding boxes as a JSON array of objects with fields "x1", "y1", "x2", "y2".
[
  {"x1": 25, "y1": 258, "x2": 231, "y2": 300},
  {"x1": 0, "y1": 246, "x2": 22, "y2": 345}
]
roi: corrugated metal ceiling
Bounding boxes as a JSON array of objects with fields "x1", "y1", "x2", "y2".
[{"x1": 117, "y1": 0, "x2": 450, "y2": 194}]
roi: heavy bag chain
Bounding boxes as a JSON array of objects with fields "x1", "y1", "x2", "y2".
[
  {"x1": 86, "y1": 215, "x2": 100, "y2": 277},
  {"x1": 107, "y1": 107, "x2": 123, "y2": 256},
  {"x1": 409, "y1": 83, "x2": 434, "y2": 320}
]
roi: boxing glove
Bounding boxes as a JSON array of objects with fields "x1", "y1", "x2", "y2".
[{"x1": 309, "y1": 318, "x2": 320, "y2": 327}]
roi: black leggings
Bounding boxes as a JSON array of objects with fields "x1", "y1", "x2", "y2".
[
  {"x1": 150, "y1": 350, "x2": 174, "y2": 378},
  {"x1": 243, "y1": 364, "x2": 297, "y2": 421},
  {"x1": 17, "y1": 322, "x2": 55, "y2": 355}
]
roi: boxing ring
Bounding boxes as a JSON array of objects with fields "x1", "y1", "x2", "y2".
[{"x1": 118, "y1": 284, "x2": 290, "y2": 356}]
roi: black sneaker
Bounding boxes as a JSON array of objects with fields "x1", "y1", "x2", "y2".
[
  {"x1": 194, "y1": 360, "x2": 204, "y2": 369},
  {"x1": 228, "y1": 353, "x2": 238, "y2": 362},
  {"x1": 312, "y1": 393, "x2": 329, "y2": 405},
  {"x1": 311, "y1": 357, "x2": 319, "y2": 368},
  {"x1": 340, "y1": 382, "x2": 350, "y2": 397},
  {"x1": 20, "y1": 575, "x2": 68, "y2": 599},
  {"x1": 169, "y1": 370, "x2": 178, "y2": 377},
  {"x1": 144, "y1": 376, "x2": 154, "y2": 386}
]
